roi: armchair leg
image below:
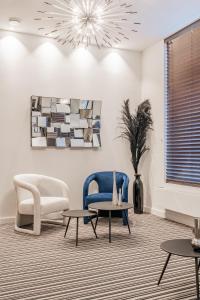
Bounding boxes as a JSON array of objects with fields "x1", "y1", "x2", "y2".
[
  {"x1": 33, "y1": 214, "x2": 41, "y2": 235},
  {"x1": 15, "y1": 213, "x2": 41, "y2": 235},
  {"x1": 84, "y1": 216, "x2": 90, "y2": 224},
  {"x1": 122, "y1": 210, "x2": 128, "y2": 226}
]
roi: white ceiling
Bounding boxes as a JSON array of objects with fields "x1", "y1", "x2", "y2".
[{"x1": 0, "y1": 0, "x2": 200, "y2": 51}]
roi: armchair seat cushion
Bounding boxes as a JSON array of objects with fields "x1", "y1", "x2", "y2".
[
  {"x1": 19, "y1": 197, "x2": 69, "y2": 215},
  {"x1": 85, "y1": 193, "x2": 112, "y2": 205}
]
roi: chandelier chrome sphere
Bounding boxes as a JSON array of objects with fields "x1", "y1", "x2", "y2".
[{"x1": 35, "y1": 0, "x2": 140, "y2": 48}]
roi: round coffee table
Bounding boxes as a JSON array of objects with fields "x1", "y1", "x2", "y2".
[
  {"x1": 88, "y1": 201, "x2": 133, "y2": 243},
  {"x1": 158, "y1": 239, "x2": 200, "y2": 299},
  {"x1": 62, "y1": 210, "x2": 97, "y2": 247}
]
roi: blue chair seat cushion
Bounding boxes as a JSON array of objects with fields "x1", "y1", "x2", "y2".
[{"x1": 85, "y1": 193, "x2": 112, "y2": 205}]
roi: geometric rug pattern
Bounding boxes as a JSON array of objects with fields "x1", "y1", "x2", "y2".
[{"x1": 0, "y1": 213, "x2": 195, "y2": 300}]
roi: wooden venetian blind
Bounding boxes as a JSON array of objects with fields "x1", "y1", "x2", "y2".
[{"x1": 165, "y1": 20, "x2": 200, "y2": 185}]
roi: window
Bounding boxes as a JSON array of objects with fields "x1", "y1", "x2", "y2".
[{"x1": 165, "y1": 20, "x2": 200, "y2": 185}]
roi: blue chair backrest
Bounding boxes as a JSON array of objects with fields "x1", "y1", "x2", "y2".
[{"x1": 95, "y1": 171, "x2": 126, "y2": 193}]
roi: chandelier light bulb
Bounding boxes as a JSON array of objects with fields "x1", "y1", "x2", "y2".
[
  {"x1": 35, "y1": 0, "x2": 140, "y2": 48},
  {"x1": 96, "y1": 6, "x2": 103, "y2": 15}
]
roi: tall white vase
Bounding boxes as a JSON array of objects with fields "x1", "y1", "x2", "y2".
[
  {"x1": 118, "y1": 188, "x2": 122, "y2": 206},
  {"x1": 112, "y1": 171, "x2": 118, "y2": 205}
]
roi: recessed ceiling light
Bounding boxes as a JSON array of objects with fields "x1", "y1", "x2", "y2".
[{"x1": 9, "y1": 17, "x2": 21, "y2": 26}]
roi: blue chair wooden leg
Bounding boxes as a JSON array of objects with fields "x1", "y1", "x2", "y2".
[
  {"x1": 83, "y1": 204, "x2": 89, "y2": 224},
  {"x1": 122, "y1": 210, "x2": 128, "y2": 225},
  {"x1": 84, "y1": 216, "x2": 90, "y2": 224}
]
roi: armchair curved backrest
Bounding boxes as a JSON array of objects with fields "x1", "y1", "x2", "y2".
[
  {"x1": 83, "y1": 171, "x2": 129, "y2": 202},
  {"x1": 14, "y1": 174, "x2": 70, "y2": 202}
]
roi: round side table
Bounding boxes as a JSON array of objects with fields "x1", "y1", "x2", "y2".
[
  {"x1": 62, "y1": 210, "x2": 97, "y2": 247},
  {"x1": 89, "y1": 201, "x2": 133, "y2": 243},
  {"x1": 158, "y1": 239, "x2": 200, "y2": 300}
]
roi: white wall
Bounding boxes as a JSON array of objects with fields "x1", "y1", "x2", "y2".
[
  {"x1": 141, "y1": 40, "x2": 200, "y2": 221},
  {"x1": 0, "y1": 30, "x2": 142, "y2": 220}
]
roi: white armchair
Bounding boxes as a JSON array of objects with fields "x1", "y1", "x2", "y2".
[{"x1": 13, "y1": 174, "x2": 70, "y2": 235}]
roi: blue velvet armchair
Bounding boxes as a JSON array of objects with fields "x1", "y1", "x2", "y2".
[{"x1": 83, "y1": 171, "x2": 129, "y2": 224}]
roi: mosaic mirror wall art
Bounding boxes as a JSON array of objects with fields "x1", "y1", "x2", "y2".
[{"x1": 31, "y1": 96, "x2": 102, "y2": 149}]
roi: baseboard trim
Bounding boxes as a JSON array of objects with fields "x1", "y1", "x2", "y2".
[
  {"x1": 144, "y1": 206, "x2": 194, "y2": 227},
  {"x1": 144, "y1": 206, "x2": 166, "y2": 218},
  {"x1": 0, "y1": 208, "x2": 193, "y2": 228},
  {"x1": 165, "y1": 209, "x2": 193, "y2": 227},
  {"x1": 0, "y1": 217, "x2": 15, "y2": 224}
]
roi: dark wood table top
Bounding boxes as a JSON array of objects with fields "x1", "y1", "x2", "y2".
[
  {"x1": 89, "y1": 201, "x2": 133, "y2": 211},
  {"x1": 161, "y1": 239, "x2": 200, "y2": 258},
  {"x1": 62, "y1": 210, "x2": 97, "y2": 218}
]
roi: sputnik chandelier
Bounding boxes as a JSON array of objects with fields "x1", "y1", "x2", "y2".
[{"x1": 35, "y1": 0, "x2": 140, "y2": 48}]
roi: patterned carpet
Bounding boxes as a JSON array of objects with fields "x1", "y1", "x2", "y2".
[{"x1": 0, "y1": 213, "x2": 196, "y2": 300}]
